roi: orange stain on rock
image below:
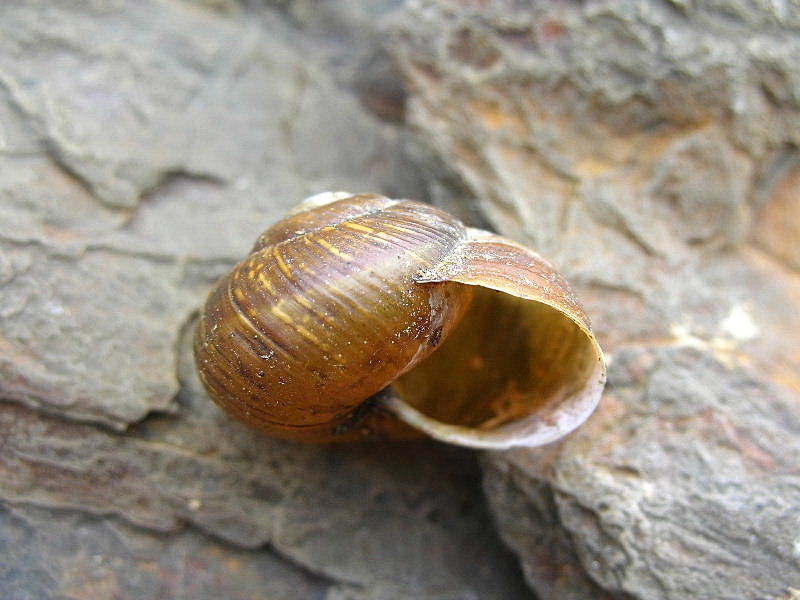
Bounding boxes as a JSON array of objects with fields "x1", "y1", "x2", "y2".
[{"x1": 469, "y1": 99, "x2": 527, "y2": 134}]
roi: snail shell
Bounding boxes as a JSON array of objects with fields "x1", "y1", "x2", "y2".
[{"x1": 194, "y1": 192, "x2": 605, "y2": 449}]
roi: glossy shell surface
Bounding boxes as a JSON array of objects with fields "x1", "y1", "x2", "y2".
[{"x1": 194, "y1": 192, "x2": 606, "y2": 448}]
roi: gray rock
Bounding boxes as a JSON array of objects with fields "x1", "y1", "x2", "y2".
[
  {"x1": 0, "y1": 503, "x2": 328, "y2": 600},
  {"x1": 390, "y1": 0, "x2": 800, "y2": 267},
  {"x1": 0, "y1": 241, "x2": 200, "y2": 427},
  {"x1": 485, "y1": 346, "x2": 800, "y2": 599}
]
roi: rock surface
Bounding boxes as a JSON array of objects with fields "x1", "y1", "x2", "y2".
[
  {"x1": 391, "y1": 1, "x2": 800, "y2": 598},
  {"x1": 2, "y1": 1, "x2": 800, "y2": 599}
]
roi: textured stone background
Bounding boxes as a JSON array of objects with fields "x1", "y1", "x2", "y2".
[{"x1": 1, "y1": 1, "x2": 799, "y2": 599}]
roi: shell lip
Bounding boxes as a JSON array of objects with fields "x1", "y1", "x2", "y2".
[
  {"x1": 399, "y1": 227, "x2": 606, "y2": 450},
  {"x1": 388, "y1": 281, "x2": 606, "y2": 450},
  {"x1": 381, "y1": 360, "x2": 606, "y2": 450}
]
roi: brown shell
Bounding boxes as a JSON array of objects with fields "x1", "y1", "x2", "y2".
[{"x1": 194, "y1": 192, "x2": 605, "y2": 449}]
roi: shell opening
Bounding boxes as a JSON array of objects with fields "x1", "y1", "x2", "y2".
[{"x1": 387, "y1": 286, "x2": 605, "y2": 449}]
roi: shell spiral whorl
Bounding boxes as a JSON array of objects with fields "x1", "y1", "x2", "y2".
[{"x1": 194, "y1": 192, "x2": 606, "y2": 449}]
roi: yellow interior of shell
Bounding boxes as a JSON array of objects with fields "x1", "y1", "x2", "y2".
[{"x1": 390, "y1": 285, "x2": 603, "y2": 445}]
